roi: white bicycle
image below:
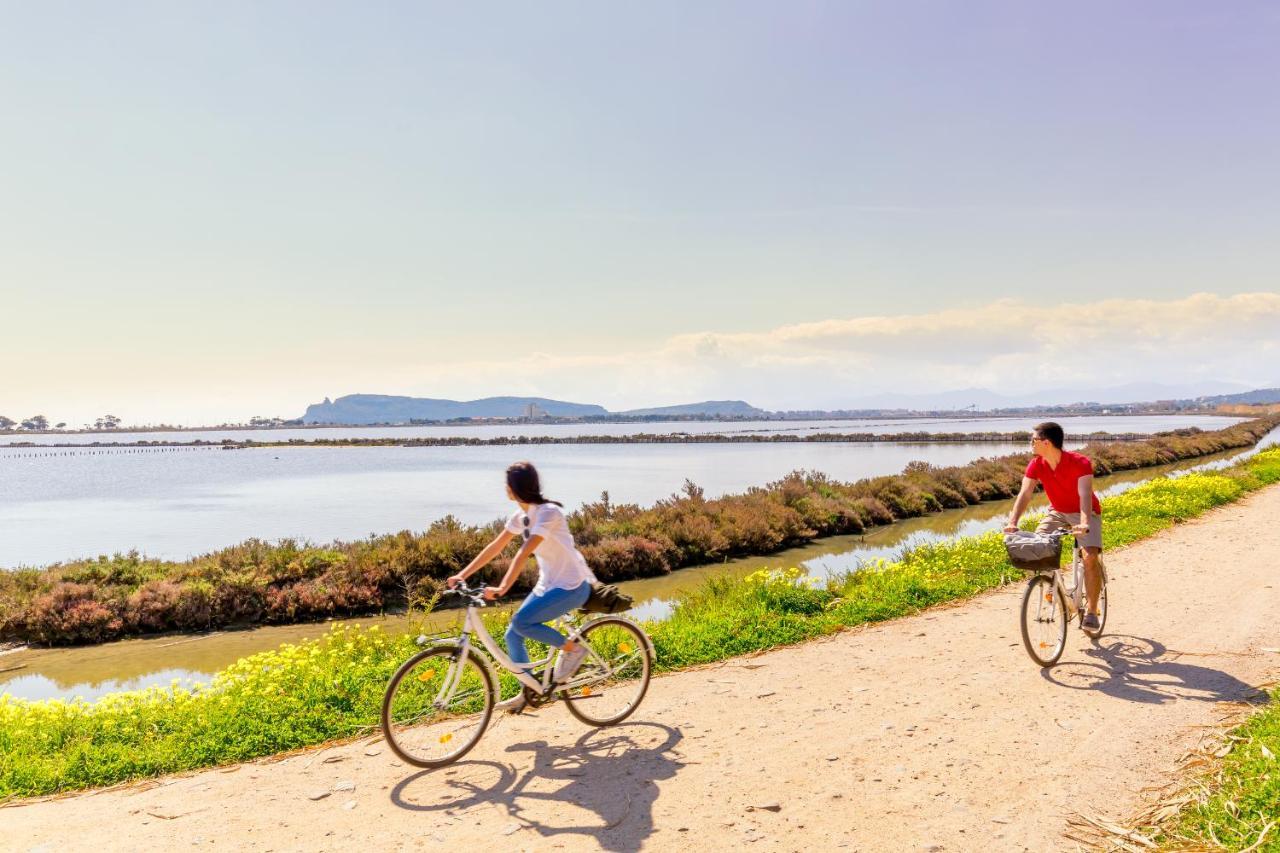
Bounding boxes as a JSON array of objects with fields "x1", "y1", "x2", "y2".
[
  {"x1": 1019, "y1": 533, "x2": 1109, "y2": 667},
  {"x1": 381, "y1": 581, "x2": 654, "y2": 767}
]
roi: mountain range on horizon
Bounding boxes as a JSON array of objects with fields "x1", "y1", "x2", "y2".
[
  {"x1": 300, "y1": 382, "x2": 1279, "y2": 424},
  {"x1": 300, "y1": 395, "x2": 765, "y2": 424}
]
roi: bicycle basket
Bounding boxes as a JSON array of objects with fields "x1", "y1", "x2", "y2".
[
  {"x1": 581, "y1": 581, "x2": 634, "y2": 614},
  {"x1": 1003, "y1": 530, "x2": 1063, "y2": 571}
]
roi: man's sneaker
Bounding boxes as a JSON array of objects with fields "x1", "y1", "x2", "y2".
[
  {"x1": 496, "y1": 693, "x2": 527, "y2": 715},
  {"x1": 554, "y1": 645, "x2": 589, "y2": 682},
  {"x1": 1082, "y1": 613, "x2": 1101, "y2": 632}
]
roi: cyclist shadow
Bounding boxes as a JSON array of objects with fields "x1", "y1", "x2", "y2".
[
  {"x1": 1041, "y1": 634, "x2": 1272, "y2": 707},
  {"x1": 389, "y1": 720, "x2": 683, "y2": 850}
]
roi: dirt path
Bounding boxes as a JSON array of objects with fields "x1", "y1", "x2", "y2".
[{"x1": 9, "y1": 486, "x2": 1280, "y2": 853}]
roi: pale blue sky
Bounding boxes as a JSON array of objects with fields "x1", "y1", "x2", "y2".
[{"x1": 2, "y1": 2, "x2": 1278, "y2": 424}]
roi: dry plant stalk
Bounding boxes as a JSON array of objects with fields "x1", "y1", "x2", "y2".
[{"x1": 1068, "y1": 683, "x2": 1274, "y2": 851}]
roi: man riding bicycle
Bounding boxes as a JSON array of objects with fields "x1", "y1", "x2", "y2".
[{"x1": 1004, "y1": 421, "x2": 1104, "y2": 631}]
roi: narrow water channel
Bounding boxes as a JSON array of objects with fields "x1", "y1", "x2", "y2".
[{"x1": 2, "y1": 437, "x2": 1273, "y2": 703}]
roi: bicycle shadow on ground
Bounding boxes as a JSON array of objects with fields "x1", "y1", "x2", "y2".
[
  {"x1": 389, "y1": 720, "x2": 684, "y2": 850},
  {"x1": 1040, "y1": 634, "x2": 1272, "y2": 707}
]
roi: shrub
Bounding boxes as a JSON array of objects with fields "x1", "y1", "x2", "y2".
[
  {"x1": 580, "y1": 535, "x2": 672, "y2": 581},
  {"x1": 26, "y1": 583, "x2": 124, "y2": 644},
  {"x1": 0, "y1": 416, "x2": 1276, "y2": 645},
  {"x1": 127, "y1": 581, "x2": 178, "y2": 631}
]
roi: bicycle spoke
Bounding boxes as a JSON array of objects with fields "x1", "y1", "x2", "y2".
[
  {"x1": 577, "y1": 647, "x2": 642, "y2": 682},
  {"x1": 381, "y1": 647, "x2": 494, "y2": 767},
  {"x1": 563, "y1": 618, "x2": 652, "y2": 726},
  {"x1": 1021, "y1": 575, "x2": 1067, "y2": 667}
]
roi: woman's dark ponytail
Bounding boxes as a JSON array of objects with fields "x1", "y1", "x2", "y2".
[{"x1": 506, "y1": 461, "x2": 562, "y2": 507}]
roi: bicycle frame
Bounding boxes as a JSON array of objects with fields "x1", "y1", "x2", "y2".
[
  {"x1": 441, "y1": 601, "x2": 626, "y2": 699},
  {"x1": 1042, "y1": 539, "x2": 1104, "y2": 616},
  {"x1": 1052, "y1": 543, "x2": 1085, "y2": 615},
  {"x1": 454, "y1": 604, "x2": 568, "y2": 694}
]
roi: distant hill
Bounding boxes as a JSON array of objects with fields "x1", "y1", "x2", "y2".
[
  {"x1": 616, "y1": 400, "x2": 766, "y2": 417},
  {"x1": 1194, "y1": 387, "x2": 1280, "y2": 405},
  {"x1": 301, "y1": 395, "x2": 608, "y2": 424}
]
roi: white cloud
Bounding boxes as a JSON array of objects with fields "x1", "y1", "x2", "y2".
[
  {"x1": 18, "y1": 291, "x2": 1274, "y2": 423},
  {"x1": 406, "y1": 292, "x2": 1280, "y2": 409}
]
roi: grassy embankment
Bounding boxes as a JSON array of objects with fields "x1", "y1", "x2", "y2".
[
  {"x1": 3, "y1": 417, "x2": 1277, "y2": 646},
  {"x1": 1150, "y1": 691, "x2": 1280, "y2": 851},
  {"x1": 1, "y1": 447, "x2": 1278, "y2": 802}
]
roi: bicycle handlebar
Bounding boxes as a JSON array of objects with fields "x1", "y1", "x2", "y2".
[{"x1": 444, "y1": 581, "x2": 488, "y2": 606}]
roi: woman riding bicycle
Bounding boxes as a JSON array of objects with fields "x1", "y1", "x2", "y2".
[{"x1": 446, "y1": 461, "x2": 596, "y2": 713}]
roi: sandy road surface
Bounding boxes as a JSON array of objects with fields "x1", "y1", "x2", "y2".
[{"x1": 8, "y1": 486, "x2": 1280, "y2": 853}]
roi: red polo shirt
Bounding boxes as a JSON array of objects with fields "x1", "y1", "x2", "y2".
[{"x1": 1026, "y1": 451, "x2": 1102, "y2": 515}]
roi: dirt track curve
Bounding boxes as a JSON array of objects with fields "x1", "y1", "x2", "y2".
[{"x1": 8, "y1": 485, "x2": 1280, "y2": 852}]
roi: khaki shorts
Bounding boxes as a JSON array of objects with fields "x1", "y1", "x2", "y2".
[{"x1": 1036, "y1": 510, "x2": 1103, "y2": 551}]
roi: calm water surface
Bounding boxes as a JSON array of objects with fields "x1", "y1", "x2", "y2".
[
  {"x1": 4, "y1": 431, "x2": 1273, "y2": 703},
  {"x1": 0, "y1": 415, "x2": 1242, "y2": 569},
  {"x1": 0, "y1": 415, "x2": 1245, "y2": 445},
  {"x1": 1, "y1": 441, "x2": 1043, "y2": 568}
]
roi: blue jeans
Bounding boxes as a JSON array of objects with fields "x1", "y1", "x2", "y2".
[{"x1": 504, "y1": 582, "x2": 592, "y2": 668}]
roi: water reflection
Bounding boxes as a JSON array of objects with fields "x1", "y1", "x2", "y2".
[
  {"x1": 1, "y1": 437, "x2": 1272, "y2": 703},
  {"x1": 0, "y1": 609, "x2": 464, "y2": 703}
]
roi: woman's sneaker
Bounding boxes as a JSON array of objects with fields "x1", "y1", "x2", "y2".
[
  {"x1": 554, "y1": 645, "x2": 589, "y2": 682},
  {"x1": 1082, "y1": 612, "x2": 1101, "y2": 632}
]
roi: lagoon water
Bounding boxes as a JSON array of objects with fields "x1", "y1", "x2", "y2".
[
  {"x1": 2, "y1": 440, "x2": 1020, "y2": 568},
  {"x1": 0, "y1": 415, "x2": 1244, "y2": 569},
  {"x1": 4, "y1": 432, "x2": 1273, "y2": 703},
  {"x1": 0, "y1": 414, "x2": 1245, "y2": 446}
]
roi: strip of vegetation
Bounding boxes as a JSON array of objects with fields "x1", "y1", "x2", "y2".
[
  {"x1": 1147, "y1": 689, "x2": 1280, "y2": 851},
  {"x1": 6, "y1": 429, "x2": 1159, "y2": 449},
  {"x1": 1, "y1": 448, "x2": 1277, "y2": 801},
  {"x1": 1, "y1": 417, "x2": 1276, "y2": 646}
]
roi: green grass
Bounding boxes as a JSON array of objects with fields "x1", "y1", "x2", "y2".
[
  {"x1": 2, "y1": 448, "x2": 1279, "y2": 802},
  {"x1": 1157, "y1": 690, "x2": 1280, "y2": 851}
]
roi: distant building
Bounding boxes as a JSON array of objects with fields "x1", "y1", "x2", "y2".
[{"x1": 523, "y1": 402, "x2": 547, "y2": 420}]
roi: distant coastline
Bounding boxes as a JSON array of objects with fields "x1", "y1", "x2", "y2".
[
  {"x1": 0, "y1": 406, "x2": 1252, "y2": 439},
  {"x1": 0, "y1": 428, "x2": 1170, "y2": 450}
]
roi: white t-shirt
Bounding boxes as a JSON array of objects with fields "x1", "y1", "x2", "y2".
[{"x1": 505, "y1": 503, "x2": 596, "y2": 594}]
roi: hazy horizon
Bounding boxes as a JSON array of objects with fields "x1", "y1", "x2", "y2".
[
  {"x1": 3, "y1": 372, "x2": 1276, "y2": 429},
  {"x1": 5, "y1": 4, "x2": 1280, "y2": 425}
]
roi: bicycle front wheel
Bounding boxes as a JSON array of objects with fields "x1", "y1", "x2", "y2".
[
  {"x1": 381, "y1": 644, "x2": 494, "y2": 768},
  {"x1": 1020, "y1": 574, "x2": 1067, "y2": 667},
  {"x1": 562, "y1": 617, "x2": 653, "y2": 727}
]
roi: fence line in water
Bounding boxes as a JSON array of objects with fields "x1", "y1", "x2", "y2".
[{"x1": 0, "y1": 446, "x2": 221, "y2": 459}]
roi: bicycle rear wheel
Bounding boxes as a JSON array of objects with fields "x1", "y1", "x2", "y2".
[
  {"x1": 1020, "y1": 574, "x2": 1067, "y2": 667},
  {"x1": 562, "y1": 617, "x2": 653, "y2": 727},
  {"x1": 381, "y1": 644, "x2": 494, "y2": 768}
]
